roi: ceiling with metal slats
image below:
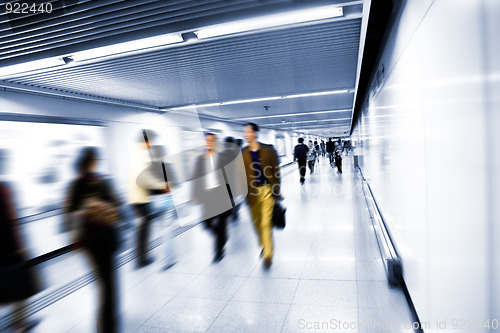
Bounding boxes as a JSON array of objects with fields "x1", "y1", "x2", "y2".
[{"x1": 0, "y1": 0, "x2": 369, "y2": 137}]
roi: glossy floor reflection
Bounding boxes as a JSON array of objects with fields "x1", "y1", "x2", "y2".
[{"x1": 12, "y1": 155, "x2": 414, "y2": 332}]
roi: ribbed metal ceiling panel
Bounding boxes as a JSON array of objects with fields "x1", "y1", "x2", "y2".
[
  {"x1": 0, "y1": 0, "x2": 367, "y2": 136},
  {"x1": 6, "y1": 19, "x2": 361, "y2": 108},
  {"x1": 0, "y1": 0, "x2": 359, "y2": 65},
  {"x1": 1, "y1": 0, "x2": 291, "y2": 62}
]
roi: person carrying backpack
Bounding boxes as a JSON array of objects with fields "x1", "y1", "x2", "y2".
[{"x1": 68, "y1": 147, "x2": 121, "y2": 333}]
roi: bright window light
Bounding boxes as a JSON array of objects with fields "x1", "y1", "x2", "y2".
[
  {"x1": 196, "y1": 5, "x2": 343, "y2": 39},
  {"x1": 0, "y1": 57, "x2": 66, "y2": 77},
  {"x1": 70, "y1": 33, "x2": 183, "y2": 62}
]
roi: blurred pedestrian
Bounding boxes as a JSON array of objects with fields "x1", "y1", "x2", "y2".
[
  {"x1": 223, "y1": 137, "x2": 238, "y2": 223},
  {"x1": 67, "y1": 147, "x2": 120, "y2": 333},
  {"x1": 335, "y1": 139, "x2": 343, "y2": 173},
  {"x1": 314, "y1": 141, "x2": 321, "y2": 165},
  {"x1": 343, "y1": 140, "x2": 350, "y2": 155},
  {"x1": 192, "y1": 133, "x2": 232, "y2": 262},
  {"x1": 144, "y1": 145, "x2": 178, "y2": 270},
  {"x1": 242, "y1": 123, "x2": 281, "y2": 269},
  {"x1": 129, "y1": 130, "x2": 168, "y2": 268},
  {"x1": 231, "y1": 138, "x2": 245, "y2": 221},
  {"x1": 326, "y1": 138, "x2": 335, "y2": 165},
  {"x1": 0, "y1": 149, "x2": 42, "y2": 333},
  {"x1": 307, "y1": 140, "x2": 317, "y2": 174},
  {"x1": 293, "y1": 138, "x2": 308, "y2": 185}
]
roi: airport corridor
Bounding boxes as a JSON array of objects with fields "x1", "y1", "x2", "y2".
[{"x1": 2, "y1": 155, "x2": 413, "y2": 333}]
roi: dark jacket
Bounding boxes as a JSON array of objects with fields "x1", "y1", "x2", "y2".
[
  {"x1": 326, "y1": 141, "x2": 335, "y2": 153},
  {"x1": 293, "y1": 143, "x2": 309, "y2": 162},
  {"x1": 0, "y1": 182, "x2": 23, "y2": 266},
  {"x1": 68, "y1": 173, "x2": 120, "y2": 213},
  {"x1": 192, "y1": 150, "x2": 234, "y2": 219},
  {"x1": 0, "y1": 181, "x2": 42, "y2": 303},
  {"x1": 242, "y1": 143, "x2": 281, "y2": 206},
  {"x1": 68, "y1": 173, "x2": 120, "y2": 251}
]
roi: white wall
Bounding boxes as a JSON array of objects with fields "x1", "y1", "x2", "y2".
[{"x1": 352, "y1": 0, "x2": 499, "y2": 330}]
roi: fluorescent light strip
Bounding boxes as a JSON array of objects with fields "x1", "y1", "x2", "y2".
[
  {"x1": 70, "y1": 33, "x2": 184, "y2": 62},
  {"x1": 0, "y1": 34, "x2": 184, "y2": 77},
  {"x1": 300, "y1": 127, "x2": 350, "y2": 131},
  {"x1": 234, "y1": 108, "x2": 351, "y2": 121},
  {"x1": 166, "y1": 89, "x2": 351, "y2": 111},
  {"x1": 222, "y1": 96, "x2": 283, "y2": 105},
  {"x1": 0, "y1": 57, "x2": 66, "y2": 77},
  {"x1": 0, "y1": 4, "x2": 345, "y2": 78},
  {"x1": 196, "y1": 5, "x2": 343, "y2": 39},
  {"x1": 267, "y1": 117, "x2": 351, "y2": 126},
  {"x1": 284, "y1": 90, "x2": 350, "y2": 98}
]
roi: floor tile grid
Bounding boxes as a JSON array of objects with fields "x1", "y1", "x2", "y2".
[
  {"x1": 200, "y1": 162, "x2": 324, "y2": 333},
  {"x1": 28, "y1": 155, "x2": 412, "y2": 333},
  {"x1": 278, "y1": 210, "x2": 322, "y2": 333},
  {"x1": 135, "y1": 202, "x2": 271, "y2": 332},
  {"x1": 128, "y1": 266, "x2": 210, "y2": 332},
  {"x1": 279, "y1": 156, "x2": 358, "y2": 332}
]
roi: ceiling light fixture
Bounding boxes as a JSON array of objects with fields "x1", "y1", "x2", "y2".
[
  {"x1": 195, "y1": 5, "x2": 343, "y2": 39},
  {"x1": 0, "y1": 4, "x2": 344, "y2": 79},
  {"x1": 181, "y1": 32, "x2": 199, "y2": 43},
  {"x1": 62, "y1": 56, "x2": 74, "y2": 64},
  {"x1": 0, "y1": 57, "x2": 66, "y2": 77},
  {"x1": 284, "y1": 90, "x2": 350, "y2": 98},
  {"x1": 234, "y1": 108, "x2": 352, "y2": 120},
  {"x1": 221, "y1": 96, "x2": 283, "y2": 105},
  {"x1": 70, "y1": 33, "x2": 183, "y2": 62},
  {"x1": 166, "y1": 89, "x2": 351, "y2": 111},
  {"x1": 266, "y1": 117, "x2": 351, "y2": 126}
]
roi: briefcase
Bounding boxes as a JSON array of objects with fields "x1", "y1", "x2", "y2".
[{"x1": 272, "y1": 199, "x2": 286, "y2": 229}]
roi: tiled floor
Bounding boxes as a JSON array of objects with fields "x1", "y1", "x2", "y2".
[{"x1": 3, "y1": 155, "x2": 415, "y2": 332}]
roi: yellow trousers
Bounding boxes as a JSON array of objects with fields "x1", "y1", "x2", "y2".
[{"x1": 249, "y1": 185, "x2": 275, "y2": 259}]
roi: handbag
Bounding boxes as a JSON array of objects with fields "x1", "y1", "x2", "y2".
[
  {"x1": 0, "y1": 261, "x2": 41, "y2": 304},
  {"x1": 272, "y1": 198, "x2": 286, "y2": 229},
  {"x1": 82, "y1": 197, "x2": 119, "y2": 226}
]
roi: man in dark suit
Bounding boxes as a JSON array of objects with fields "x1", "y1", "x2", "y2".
[
  {"x1": 241, "y1": 123, "x2": 281, "y2": 269},
  {"x1": 192, "y1": 133, "x2": 233, "y2": 262},
  {"x1": 293, "y1": 137, "x2": 309, "y2": 185},
  {"x1": 326, "y1": 137, "x2": 335, "y2": 165}
]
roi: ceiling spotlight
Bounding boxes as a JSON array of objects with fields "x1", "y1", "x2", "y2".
[
  {"x1": 62, "y1": 56, "x2": 74, "y2": 64},
  {"x1": 182, "y1": 32, "x2": 199, "y2": 43}
]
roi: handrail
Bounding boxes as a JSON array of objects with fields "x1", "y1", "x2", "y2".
[
  {"x1": 23, "y1": 160, "x2": 294, "y2": 266},
  {"x1": 357, "y1": 166, "x2": 402, "y2": 286},
  {"x1": 2, "y1": 219, "x2": 201, "y2": 331}
]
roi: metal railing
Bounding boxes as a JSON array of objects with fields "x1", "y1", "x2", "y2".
[{"x1": 357, "y1": 166, "x2": 402, "y2": 286}]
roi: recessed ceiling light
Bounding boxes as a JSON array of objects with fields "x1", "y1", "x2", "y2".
[
  {"x1": 196, "y1": 5, "x2": 343, "y2": 39},
  {"x1": 166, "y1": 89, "x2": 351, "y2": 111},
  {"x1": 70, "y1": 33, "x2": 183, "y2": 62},
  {"x1": 234, "y1": 108, "x2": 351, "y2": 120},
  {"x1": 0, "y1": 57, "x2": 66, "y2": 77}
]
